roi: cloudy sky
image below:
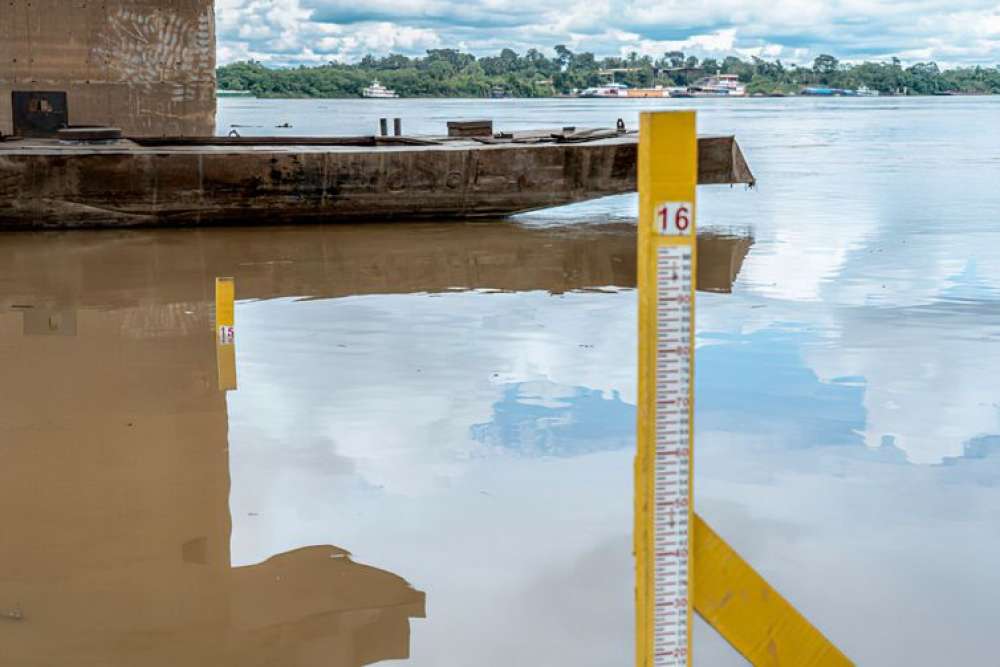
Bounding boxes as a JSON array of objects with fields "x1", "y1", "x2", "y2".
[{"x1": 216, "y1": 0, "x2": 1000, "y2": 67}]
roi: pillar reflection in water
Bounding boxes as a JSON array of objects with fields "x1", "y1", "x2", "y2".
[{"x1": 0, "y1": 252, "x2": 425, "y2": 666}]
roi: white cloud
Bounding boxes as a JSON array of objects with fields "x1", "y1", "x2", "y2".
[{"x1": 215, "y1": 0, "x2": 1000, "y2": 66}]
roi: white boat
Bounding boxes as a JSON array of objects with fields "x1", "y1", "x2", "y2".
[
  {"x1": 216, "y1": 89, "x2": 254, "y2": 98},
  {"x1": 579, "y1": 83, "x2": 630, "y2": 98},
  {"x1": 687, "y1": 74, "x2": 747, "y2": 97},
  {"x1": 856, "y1": 85, "x2": 879, "y2": 97},
  {"x1": 362, "y1": 80, "x2": 399, "y2": 99}
]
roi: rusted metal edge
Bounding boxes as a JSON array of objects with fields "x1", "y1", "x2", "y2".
[
  {"x1": 58, "y1": 127, "x2": 124, "y2": 142},
  {"x1": 696, "y1": 135, "x2": 756, "y2": 187},
  {"x1": 553, "y1": 128, "x2": 628, "y2": 142},
  {"x1": 469, "y1": 133, "x2": 753, "y2": 186},
  {"x1": 131, "y1": 136, "x2": 442, "y2": 147},
  {"x1": 58, "y1": 134, "x2": 753, "y2": 187}
]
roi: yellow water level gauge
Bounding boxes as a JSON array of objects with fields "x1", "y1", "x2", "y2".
[
  {"x1": 635, "y1": 111, "x2": 852, "y2": 667},
  {"x1": 216, "y1": 277, "x2": 238, "y2": 392},
  {"x1": 635, "y1": 110, "x2": 698, "y2": 666}
]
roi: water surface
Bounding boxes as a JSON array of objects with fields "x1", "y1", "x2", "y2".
[{"x1": 1, "y1": 96, "x2": 999, "y2": 665}]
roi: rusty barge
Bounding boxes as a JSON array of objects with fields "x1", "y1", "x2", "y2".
[{"x1": 0, "y1": 130, "x2": 753, "y2": 228}]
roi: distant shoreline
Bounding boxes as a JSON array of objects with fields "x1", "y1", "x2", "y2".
[
  {"x1": 219, "y1": 92, "x2": 997, "y2": 100},
  {"x1": 217, "y1": 49, "x2": 1000, "y2": 100}
]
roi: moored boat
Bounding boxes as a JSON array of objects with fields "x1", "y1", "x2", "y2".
[
  {"x1": 579, "y1": 83, "x2": 630, "y2": 98},
  {"x1": 801, "y1": 86, "x2": 873, "y2": 96},
  {"x1": 687, "y1": 74, "x2": 748, "y2": 97},
  {"x1": 362, "y1": 80, "x2": 399, "y2": 99},
  {"x1": 216, "y1": 89, "x2": 255, "y2": 98}
]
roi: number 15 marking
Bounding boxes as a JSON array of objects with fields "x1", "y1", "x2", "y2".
[{"x1": 654, "y1": 202, "x2": 693, "y2": 236}]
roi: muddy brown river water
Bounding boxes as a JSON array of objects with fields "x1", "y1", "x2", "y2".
[{"x1": 2, "y1": 96, "x2": 1000, "y2": 666}]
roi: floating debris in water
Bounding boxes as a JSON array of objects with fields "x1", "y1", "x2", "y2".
[{"x1": 3, "y1": 606, "x2": 24, "y2": 621}]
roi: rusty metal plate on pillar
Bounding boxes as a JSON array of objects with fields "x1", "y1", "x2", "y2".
[
  {"x1": 12, "y1": 91, "x2": 69, "y2": 138},
  {"x1": 57, "y1": 127, "x2": 123, "y2": 142}
]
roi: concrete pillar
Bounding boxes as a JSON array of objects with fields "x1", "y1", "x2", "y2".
[{"x1": 0, "y1": 0, "x2": 217, "y2": 137}]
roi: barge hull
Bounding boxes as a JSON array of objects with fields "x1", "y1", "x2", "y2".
[{"x1": 0, "y1": 136, "x2": 753, "y2": 228}]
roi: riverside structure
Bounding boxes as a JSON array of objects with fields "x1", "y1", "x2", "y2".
[{"x1": 0, "y1": 1, "x2": 753, "y2": 228}]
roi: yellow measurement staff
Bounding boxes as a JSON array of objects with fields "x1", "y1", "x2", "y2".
[
  {"x1": 635, "y1": 112, "x2": 852, "y2": 667},
  {"x1": 216, "y1": 277, "x2": 237, "y2": 391},
  {"x1": 635, "y1": 111, "x2": 697, "y2": 667}
]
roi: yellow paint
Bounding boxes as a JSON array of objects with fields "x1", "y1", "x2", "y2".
[
  {"x1": 215, "y1": 277, "x2": 235, "y2": 331},
  {"x1": 215, "y1": 277, "x2": 237, "y2": 392},
  {"x1": 693, "y1": 514, "x2": 853, "y2": 666},
  {"x1": 636, "y1": 110, "x2": 698, "y2": 666},
  {"x1": 216, "y1": 342, "x2": 238, "y2": 392}
]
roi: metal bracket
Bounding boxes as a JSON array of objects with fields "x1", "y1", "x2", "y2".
[{"x1": 12, "y1": 91, "x2": 69, "y2": 138}]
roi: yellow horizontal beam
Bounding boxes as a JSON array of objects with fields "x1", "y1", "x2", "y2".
[{"x1": 693, "y1": 514, "x2": 853, "y2": 666}]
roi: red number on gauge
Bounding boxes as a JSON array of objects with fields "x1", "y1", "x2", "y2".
[{"x1": 654, "y1": 202, "x2": 693, "y2": 236}]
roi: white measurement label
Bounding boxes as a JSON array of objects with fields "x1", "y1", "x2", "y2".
[
  {"x1": 653, "y1": 245, "x2": 692, "y2": 666},
  {"x1": 654, "y1": 202, "x2": 694, "y2": 236},
  {"x1": 218, "y1": 325, "x2": 235, "y2": 344}
]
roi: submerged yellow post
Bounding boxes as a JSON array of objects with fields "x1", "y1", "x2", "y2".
[
  {"x1": 636, "y1": 110, "x2": 698, "y2": 666},
  {"x1": 692, "y1": 515, "x2": 853, "y2": 666},
  {"x1": 215, "y1": 277, "x2": 237, "y2": 391}
]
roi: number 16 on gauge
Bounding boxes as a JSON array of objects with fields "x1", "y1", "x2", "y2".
[{"x1": 655, "y1": 202, "x2": 693, "y2": 236}]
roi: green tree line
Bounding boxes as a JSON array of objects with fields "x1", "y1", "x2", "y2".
[{"x1": 217, "y1": 48, "x2": 1000, "y2": 98}]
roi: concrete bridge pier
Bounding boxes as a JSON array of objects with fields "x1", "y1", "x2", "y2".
[{"x1": 0, "y1": 0, "x2": 217, "y2": 137}]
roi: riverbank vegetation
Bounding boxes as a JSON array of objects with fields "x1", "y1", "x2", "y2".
[{"x1": 217, "y1": 49, "x2": 1000, "y2": 98}]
